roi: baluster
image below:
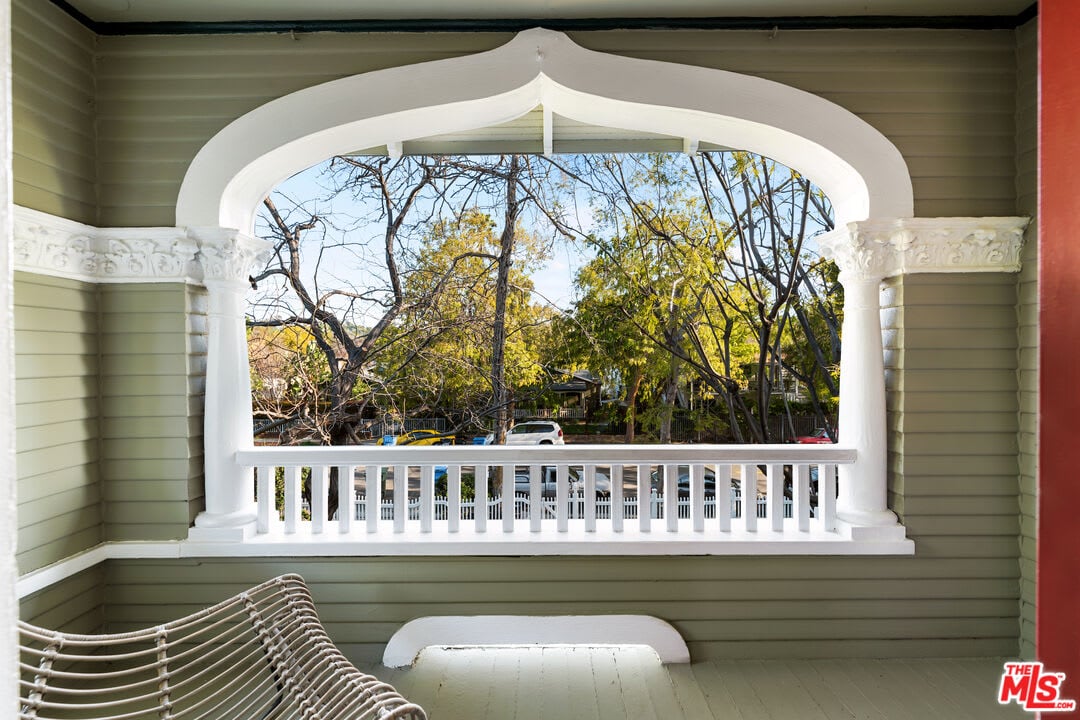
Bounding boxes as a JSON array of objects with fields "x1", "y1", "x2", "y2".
[
  {"x1": 715, "y1": 464, "x2": 731, "y2": 532},
  {"x1": 820, "y1": 463, "x2": 837, "y2": 531},
  {"x1": 366, "y1": 465, "x2": 381, "y2": 534},
  {"x1": 556, "y1": 465, "x2": 569, "y2": 533},
  {"x1": 664, "y1": 464, "x2": 678, "y2": 532},
  {"x1": 611, "y1": 464, "x2": 624, "y2": 533},
  {"x1": 475, "y1": 465, "x2": 489, "y2": 533},
  {"x1": 793, "y1": 463, "x2": 811, "y2": 532},
  {"x1": 768, "y1": 464, "x2": 784, "y2": 532},
  {"x1": 638, "y1": 464, "x2": 651, "y2": 533},
  {"x1": 420, "y1": 466, "x2": 435, "y2": 533},
  {"x1": 529, "y1": 464, "x2": 542, "y2": 532},
  {"x1": 502, "y1": 464, "x2": 515, "y2": 532},
  {"x1": 447, "y1": 466, "x2": 461, "y2": 533},
  {"x1": 393, "y1": 464, "x2": 408, "y2": 533},
  {"x1": 584, "y1": 464, "x2": 597, "y2": 532},
  {"x1": 691, "y1": 464, "x2": 705, "y2": 532},
  {"x1": 740, "y1": 464, "x2": 756, "y2": 532},
  {"x1": 257, "y1": 466, "x2": 273, "y2": 534},
  {"x1": 311, "y1": 465, "x2": 329, "y2": 535},
  {"x1": 284, "y1": 466, "x2": 301, "y2": 534},
  {"x1": 335, "y1": 465, "x2": 352, "y2": 533}
]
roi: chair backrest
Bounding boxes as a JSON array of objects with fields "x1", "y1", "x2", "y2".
[{"x1": 19, "y1": 573, "x2": 427, "y2": 720}]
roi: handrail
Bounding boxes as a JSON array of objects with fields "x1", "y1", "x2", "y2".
[{"x1": 237, "y1": 443, "x2": 857, "y2": 466}]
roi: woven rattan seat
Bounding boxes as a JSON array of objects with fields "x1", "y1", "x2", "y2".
[{"x1": 18, "y1": 573, "x2": 427, "y2": 720}]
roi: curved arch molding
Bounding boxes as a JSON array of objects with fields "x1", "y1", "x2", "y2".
[
  {"x1": 381, "y1": 615, "x2": 692, "y2": 668},
  {"x1": 176, "y1": 28, "x2": 913, "y2": 231}
]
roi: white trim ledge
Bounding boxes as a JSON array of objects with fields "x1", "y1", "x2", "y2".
[
  {"x1": 13, "y1": 206, "x2": 201, "y2": 284},
  {"x1": 382, "y1": 615, "x2": 691, "y2": 668},
  {"x1": 17, "y1": 527, "x2": 913, "y2": 599}
]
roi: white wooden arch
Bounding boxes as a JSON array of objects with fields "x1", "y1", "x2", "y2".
[{"x1": 175, "y1": 28, "x2": 913, "y2": 231}]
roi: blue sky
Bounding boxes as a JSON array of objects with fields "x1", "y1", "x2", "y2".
[{"x1": 255, "y1": 158, "x2": 593, "y2": 321}]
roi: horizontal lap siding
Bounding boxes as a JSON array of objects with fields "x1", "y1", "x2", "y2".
[
  {"x1": 15, "y1": 273, "x2": 102, "y2": 573},
  {"x1": 883, "y1": 273, "x2": 1020, "y2": 655},
  {"x1": 94, "y1": 29, "x2": 1017, "y2": 227},
  {"x1": 11, "y1": 0, "x2": 96, "y2": 224},
  {"x1": 19, "y1": 565, "x2": 104, "y2": 634},
  {"x1": 1014, "y1": 18, "x2": 1037, "y2": 661},
  {"x1": 100, "y1": 284, "x2": 205, "y2": 540},
  {"x1": 105, "y1": 554, "x2": 1021, "y2": 664}
]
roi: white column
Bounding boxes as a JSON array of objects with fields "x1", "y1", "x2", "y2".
[
  {"x1": 834, "y1": 271, "x2": 896, "y2": 527},
  {"x1": 819, "y1": 216, "x2": 1029, "y2": 531},
  {"x1": 188, "y1": 228, "x2": 271, "y2": 541}
]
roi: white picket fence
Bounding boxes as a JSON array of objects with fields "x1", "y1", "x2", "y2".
[{"x1": 350, "y1": 490, "x2": 793, "y2": 521}]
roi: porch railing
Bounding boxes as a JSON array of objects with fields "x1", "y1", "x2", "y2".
[{"x1": 236, "y1": 444, "x2": 854, "y2": 542}]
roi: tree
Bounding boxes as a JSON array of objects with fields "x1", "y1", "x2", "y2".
[
  {"x1": 547, "y1": 151, "x2": 838, "y2": 442},
  {"x1": 378, "y1": 208, "x2": 552, "y2": 429}
]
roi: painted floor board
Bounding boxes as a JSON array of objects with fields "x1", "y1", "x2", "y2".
[
  {"x1": 590, "y1": 646, "x2": 630, "y2": 720},
  {"x1": 376, "y1": 649, "x2": 1027, "y2": 719},
  {"x1": 780, "y1": 660, "x2": 858, "y2": 719},
  {"x1": 742, "y1": 658, "x2": 831, "y2": 720}
]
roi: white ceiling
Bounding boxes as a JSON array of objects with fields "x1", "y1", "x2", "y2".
[{"x1": 65, "y1": 0, "x2": 1032, "y2": 23}]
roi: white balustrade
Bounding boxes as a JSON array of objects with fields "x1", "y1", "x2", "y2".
[{"x1": 235, "y1": 444, "x2": 867, "y2": 550}]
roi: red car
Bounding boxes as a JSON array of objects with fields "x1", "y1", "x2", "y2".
[{"x1": 796, "y1": 428, "x2": 835, "y2": 444}]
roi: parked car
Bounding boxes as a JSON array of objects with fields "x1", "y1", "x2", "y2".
[
  {"x1": 511, "y1": 465, "x2": 611, "y2": 497},
  {"x1": 377, "y1": 429, "x2": 452, "y2": 446},
  {"x1": 504, "y1": 421, "x2": 565, "y2": 445},
  {"x1": 649, "y1": 468, "x2": 719, "y2": 497},
  {"x1": 795, "y1": 428, "x2": 835, "y2": 444}
]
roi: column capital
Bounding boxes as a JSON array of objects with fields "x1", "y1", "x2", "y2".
[
  {"x1": 818, "y1": 216, "x2": 1030, "y2": 282},
  {"x1": 188, "y1": 227, "x2": 273, "y2": 284}
]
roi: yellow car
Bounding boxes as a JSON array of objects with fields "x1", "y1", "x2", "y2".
[{"x1": 378, "y1": 429, "x2": 451, "y2": 446}]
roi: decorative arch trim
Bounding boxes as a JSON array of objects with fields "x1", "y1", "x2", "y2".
[{"x1": 176, "y1": 28, "x2": 913, "y2": 230}]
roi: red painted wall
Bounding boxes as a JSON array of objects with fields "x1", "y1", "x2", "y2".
[{"x1": 1039, "y1": 0, "x2": 1080, "y2": 710}]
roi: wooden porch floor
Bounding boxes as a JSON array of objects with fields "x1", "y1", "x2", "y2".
[{"x1": 364, "y1": 646, "x2": 1026, "y2": 720}]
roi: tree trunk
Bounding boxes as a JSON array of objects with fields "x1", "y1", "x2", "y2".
[
  {"x1": 659, "y1": 358, "x2": 680, "y2": 444},
  {"x1": 623, "y1": 365, "x2": 644, "y2": 443},
  {"x1": 491, "y1": 156, "x2": 521, "y2": 445}
]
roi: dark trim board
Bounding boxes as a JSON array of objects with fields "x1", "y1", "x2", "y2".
[{"x1": 48, "y1": 1, "x2": 1039, "y2": 36}]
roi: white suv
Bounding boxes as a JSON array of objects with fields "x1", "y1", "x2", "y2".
[{"x1": 504, "y1": 421, "x2": 565, "y2": 445}]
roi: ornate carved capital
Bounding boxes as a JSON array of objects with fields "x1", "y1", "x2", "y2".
[
  {"x1": 818, "y1": 217, "x2": 1030, "y2": 282},
  {"x1": 14, "y1": 207, "x2": 198, "y2": 283},
  {"x1": 188, "y1": 227, "x2": 273, "y2": 284}
]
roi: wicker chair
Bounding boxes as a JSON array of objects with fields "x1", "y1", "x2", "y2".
[{"x1": 18, "y1": 573, "x2": 427, "y2": 720}]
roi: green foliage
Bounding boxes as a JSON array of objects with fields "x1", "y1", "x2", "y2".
[
  {"x1": 377, "y1": 209, "x2": 555, "y2": 419},
  {"x1": 250, "y1": 150, "x2": 840, "y2": 444}
]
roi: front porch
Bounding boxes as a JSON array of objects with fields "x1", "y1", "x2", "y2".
[
  {"x1": 365, "y1": 646, "x2": 1026, "y2": 720},
  {"x1": 7, "y1": 0, "x2": 1070, "y2": 716}
]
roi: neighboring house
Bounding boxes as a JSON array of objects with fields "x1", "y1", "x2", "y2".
[{"x1": 5, "y1": 0, "x2": 1075, "y2": 713}]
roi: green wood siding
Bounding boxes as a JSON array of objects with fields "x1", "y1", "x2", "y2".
[
  {"x1": 100, "y1": 283, "x2": 206, "y2": 540},
  {"x1": 1014, "y1": 18, "x2": 1037, "y2": 661},
  {"x1": 11, "y1": 0, "x2": 97, "y2": 224},
  {"x1": 92, "y1": 29, "x2": 1017, "y2": 227},
  {"x1": 14, "y1": 272, "x2": 102, "y2": 574},
  {"x1": 19, "y1": 565, "x2": 105, "y2": 634},
  {"x1": 105, "y1": 551, "x2": 1022, "y2": 665}
]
